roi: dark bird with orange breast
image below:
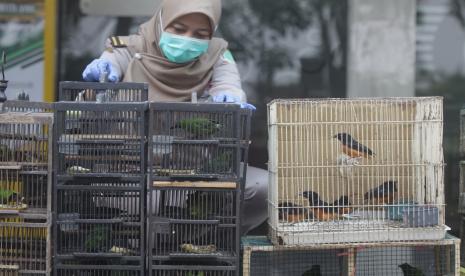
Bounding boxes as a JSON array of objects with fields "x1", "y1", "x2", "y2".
[
  {"x1": 334, "y1": 133, "x2": 375, "y2": 158},
  {"x1": 333, "y1": 196, "x2": 352, "y2": 215},
  {"x1": 300, "y1": 191, "x2": 341, "y2": 221},
  {"x1": 364, "y1": 180, "x2": 398, "y2": 205},
  {"x1": 278, "y1": 202, "x2": 311, "y2": 223}
]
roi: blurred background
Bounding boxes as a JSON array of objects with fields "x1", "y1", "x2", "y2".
[{"x1": 2, "y1": 0, "x2": 465, "y2": 238}]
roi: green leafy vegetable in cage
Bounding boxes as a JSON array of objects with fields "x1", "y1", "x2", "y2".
[
  {"x1": 302, "y1": 265, "x2": 322, "y2": 276},
  {"x1": 171, "y1": 118, "x2": 222, "y2": 137},
  {"x1": 85, "y1": 225, "x2": 111, "y2": 252},
  {"x1": 187, "y1": 272, "x2": 205, "y2": 276},
  {"x1": 399, "y1": 263, "x2": 425, "y2": 276},
  {"x1": 180, "y1": 243, "x2": 217, "y2": 254}
]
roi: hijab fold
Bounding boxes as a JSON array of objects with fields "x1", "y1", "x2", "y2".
[{"x1": 122, "y1": 0, "x2": 227, "y2": 101}]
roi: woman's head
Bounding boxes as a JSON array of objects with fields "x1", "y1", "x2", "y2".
[
  {"x1": 165, "y1": 13, "x2": 212, "y2": 40},
  {"x1": 157, "y1": 0, "x2": 222, "y2": 63}
]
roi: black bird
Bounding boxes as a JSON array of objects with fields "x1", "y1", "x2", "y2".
[
  {"x1": 398, "y1": 263, "x2": 425, "y2": 276},
  {"x1": 332, "y1": 195, "x2": 352, "y2": 215},
  {"x1": 334, "y1": 133, "x2": 375, "y2": 158},
  {"x1": 302, "y1": 265, "x2": 322, "y2": 276},
  {"x1": 364, "y1": 180, "x2": 398, "y2": 205},
  {"x1": 301, "y1": 191, "x2": 339, "y2": 221}
]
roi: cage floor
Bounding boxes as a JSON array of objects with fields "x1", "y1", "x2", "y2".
[{"x1": 275, "y1": 221, "x2": 449, "y2": 245}]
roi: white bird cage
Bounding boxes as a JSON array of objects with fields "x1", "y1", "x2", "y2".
[{"x1": 267, "y1": 98, "x2": 447, "y2": 245}]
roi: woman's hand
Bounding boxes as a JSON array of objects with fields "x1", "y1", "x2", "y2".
[
  {"x1": 82, "y1": 59, "x2": 120, "y2": 83},
  {"x1": 211, "y1": 92, "x2": 256, "y2": 111}
]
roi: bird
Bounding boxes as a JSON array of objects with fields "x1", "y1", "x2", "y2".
[
  {"x1": 180, "y1": 244, "x2": 217, "y2": 254},
  {"x1": 278, "y1": 202, "x2": 311, "y2": 223},
  {"x1": 399, "y1": 263, "x2": 425, "y2": 276},
  {"x1": 364, "y1": 180, "x2": 398, "y2": 205},
  {"x1": 333, "y1": 133, "x2": 375, "y2": 158},
  {"x1": 85, "y1": 225, "x2": 112, "y2": 253},
  {"x1": 171, "y1": 118, "x2": 222, "y2": 138},
  {"x1": 301, "y1": 191, "x2": 340, "y2": 221},
  {"x1": 332, "y1": 196, "x2": 352, "y2": 215},
  {"x1": 302, "y1": 265, "x2": 322, "y2": 276},
  {"x1": 0, "y1": 189, "x2": 23, "y2": 206},
  {"x1": 67, "y1": 165, "x2": 91, "y2": 174},
  {"x1": 201, "y1": 151, "x2": 233, "y2": 174}
]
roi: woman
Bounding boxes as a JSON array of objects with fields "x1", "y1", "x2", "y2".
[
  {"x1": 83, "y1": 0, "x2": 254, "y2": 109},
  {"x1": 82, "y1": 0, "x2": 266, "y2": 234}
]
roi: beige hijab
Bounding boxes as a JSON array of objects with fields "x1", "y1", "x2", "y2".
[{"x1": 122, "y1": 0, "x2": 228, "y2": 101}]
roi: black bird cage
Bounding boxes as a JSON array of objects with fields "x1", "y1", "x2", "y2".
[
  {"x1": 59, "y1": 82, "x2": 148, "y2": 102},
  {"x1": 149, "y1": 102, "x2": 252, "y2": 182},
  {"x1": 54, "y1": 102, "x2": 148, "y2": 178},
  {"x1": 148, "y1": 183, "x2": 241, "y2": 276}
]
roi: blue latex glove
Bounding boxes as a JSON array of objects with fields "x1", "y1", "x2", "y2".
[
  {"x1": 211, "y1": 92, "x2": 257, "y2": 111},
  {"x1": 82, "y1": 59, "x2": 120, "y2": 83}
]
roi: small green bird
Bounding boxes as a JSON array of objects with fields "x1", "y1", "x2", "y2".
[
  {"x1": 202, "y1": 152, "x2": 233, "y2": 173},
  {"x1": 85, "y1": 225, "x2": 111, "y2": 253},
  {"x1": 172, "y1": 118, "x2": 222, "y2": 138},
  {"x1": 399, "y1": 263, "x2": 425, "y2": 276},
  {"x1": 302, "y1": 265, "x2": 322, "y2": 276},
  {"x1": 0, "y1": 189, "x2": 23, "y2": 205}
]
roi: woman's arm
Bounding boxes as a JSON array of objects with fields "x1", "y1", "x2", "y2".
[
  {"x1": 98, "y1": 36, "x2": 133, "y2": 81},
  {"x1": 208, "y1": 50, "x2": 247, "y2": 102}
]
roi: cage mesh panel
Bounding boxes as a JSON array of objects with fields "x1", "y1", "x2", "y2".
[
  {"x1": 150, "y1": 103, "x2": 252, "y2": 180},
  {"x1": 151, "y1": 268, "x2": 235, "y2": 276},
  {"x1": 55, "y1": 180, "x2": 144, "y2": 256},
  {"x1": 56, "y1": 106, "x2": 145, "y2": 176},
  {"x1": 268, "y1": 98, "x2": 445, "y2": 244},
  {"x1": 150, "y1": 189, "x2": 237, "y2": 258},
  {"x1": 55, "y1": 267, "x2": 142, "y2": 276},
  {"x1": 0, "y1": 224, "x2": 48, "y2": 272},
  {"x1": 59, "y1": 82, "x2": 148, "y2": 102},
  {"x1": 355, "y1": 245, "x2": 455, "y2": 275},
  {"x1": 247, "y1": 249, "x2": 343, "y2": 276},
  {"x1": 0, "y1": 119, "x2": 50, "y2": 211},
  {"x1": 242, "y1": 237, "x2": 459, "y2": 276}
]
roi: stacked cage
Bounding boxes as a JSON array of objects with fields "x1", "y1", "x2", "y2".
[
  {"x1": 148, "y1": 103, "x2": 252, "y2": 276},
  {"x1": 459, "y1": 107, "x2": 465, "y2": 266},
  {"x1": 0, "y1": 102, "x2": 53, "y2": 275},
  {"x1": 53, "y1": 82, "x2": 148, "y2": 276},
  {"x1": 268, "y1": 98, "x2": 447, "y2": 245},
  {"x1": 242, "y1": 235, "x2": 460, "y2": 276}
]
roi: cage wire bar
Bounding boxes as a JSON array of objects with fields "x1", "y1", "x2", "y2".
[
  {"x1": 267, "y1": 98, "x2": 446, "y2": 245},
  {"x1": 59, "y1": 82, "x2": 148, "y2": 102},
  {"x1": 53, "y1": 102, "x2": 147, "y2": 273},
  {"x1": 148, "y1": 103, "x2": 252, "y2": 276},
  {"x1": 242, "y1": 235, "x2": 460, "y2": 276},
  {"x1": 0, "y1": 102, "x2": 53, "y2": 275}
]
